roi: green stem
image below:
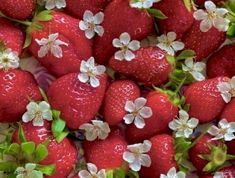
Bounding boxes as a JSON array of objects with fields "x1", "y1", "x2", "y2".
[
  {"x1": 174, "y1": 76, "x2": 187, "y2": 95},
  {"x1": 0, "y1": 11, "x2": 32, "y2": 26}
]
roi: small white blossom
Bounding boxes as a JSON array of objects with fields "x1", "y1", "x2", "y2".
[
  {"x1": 160, "y1": 167, "x2": 186, "y2": 178},
  {"x1": 157, "y1": 32, "x2": 185, "y2": 56},
  {"x1": 79, "y1": 120, "x2": 111, "y2": 141},
  {"x1": 35, "y1": 33, "x2": 68, "y2": 58},
  {"x1": 38, "y1": 0, "x2": 66, "y2": 10},
  {"x1": 213, "y1": 172, "x2": 224, "y2": 178},
  {"x1": 208, "y1": 119, "x2": 235, "y2": 141},
  {"x1": 123, "y1": 97, "x2": 152, "y2": 129},
  {"x1": 217, "y1": 76, "x2": 235, "y2": 103},
  {"x1": 123, "y1": 140, "x2": 152, "y2": 172},
  {"x1": 0, "y1": 48, "x2": 19, "y2": 69},
  {"x1": 112, "y1": 32, "x2": 140, "y2": 61},
  {"x1": 22, "y1": 101, "x2": 53, "y2": 127},
  {"x1": 15, "y1": 163, "x2": 43, "y2": 178},
  {"x1": 130, "y1": 0, "x2": 161, "y2": 9},
  {"x1": 182, "y1": 58, "x2": 206, "y2": 81},
  {"x1": 193, "y1": 1, "x2": 230, "y2": 32},
  {"x1": 79, "y1": 163, "x2": 106, "y2": 178},
  {"x1": 78, "y1": 57, "x2": 106, "y2": 88},
  {"x1": 79, "y1": 10, "x2": 104, "y2": 39},
  {"x1": 169, "y1": 110, "x2": 199, "y2": 138}
]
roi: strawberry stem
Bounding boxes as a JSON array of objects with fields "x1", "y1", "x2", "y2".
[{"x1": 0, "y1": 11, "x2": 32, "y2": 26}]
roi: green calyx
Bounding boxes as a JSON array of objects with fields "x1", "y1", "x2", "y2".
[
  {"x1": 0, "y1": 125, "x2": 55, "y2": 177},
  {"x1": 199, "y1": 143, "x2": 235, "y2": 173},
  {"x1": 183, "y1": 0, "x2": 196, "y2": 11},
  {"x1": 106, "y1": 167, "x2": 139, "y2": 178}
]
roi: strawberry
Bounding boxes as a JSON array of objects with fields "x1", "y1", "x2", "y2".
[
  {"x1": 83, "y1": 128, "x2": 127, "y2": 169},
  {"x1": 184, "y1": 77, "x2": 228, "y2": 123},
  {"x1": 126, "y1": 91, "x2": 179, "y2": 143},
  {"x1": 65, "y1": 0, "x2": 111, "y2": 19},
  {"x1": 109, "y1": 47, "x2": 174, "y2": 86},
  {"x1": 103, "y1": 80, "x2": 140, "y2": 125},
  {"x1": 93, "y1": 0, "x2": 154, "y2": 64},
  {"x1": 0, "y1": 0, "x2": 35, "y2": 20},
  {"x1": 0, "y1": 69, "x2": 42, "y2": 122},
  {"x1": 221, "y1": 98, "x2": 235, "y2": 123},
  {"x1": 207, "y1": 45, "x2": 235, "y2": 78},
  {"x1": 29, "y1": 11, "x2": 92, "y2": 77},
  {"x1": 153, "y1": 0, "x2": 194, "y2": 39},
  {"x1": 12, "y1": 122, "x2": 78, "y2": 178},
  {"x1": 182, "y1": 20, "x2": 226, "y2": 61},
  {"x1": 47, "y1": 72, "x2": 108, "y2": 130},
  {"x1": 140, "y1": 134, "x2": 177, "y2": 178},
  {"x1": 0, "y1": 17, "x2": 24, "y2": 55},
  {"x1": 188, "y1": 134, "x2": 234, "y2": 174}
]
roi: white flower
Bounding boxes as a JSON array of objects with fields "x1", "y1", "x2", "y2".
[
  {"x1": 78, "y1": 57, "x2": 106, "y2": 88},
  {"x1": 79, "y1": 10, "x2": 104, "y2": 39},
  {"x1": 169, "y1": 110, "x2": 199, "y2": 138},
  {"x1": 38, "y1": 0, "x2": 66, "y2": 10},
  {"x1": 157, "y1": 32, "x2": 185, "y2": 56},
  {"x1": 217, "y1": 76, "x2": 235, "y2": 103},
  {"x1": 0, "y1": 48, "x2": 19, "y2": 69},
  {"x1": 208, "y1": 119, "x2": 235, "y2": 141},
  {"x1": 182, "y1": 58, "x2": 206, "y2": 81},
  {"x1": 112, "y1": 32, "x2": 140, "y2": 61},
  {"x1": 79, "y1": 163, "x2": 106, "y2": 178},
  {"x1": 123, "y1": 97, "x2": 152, "y2": 129},
  {"x1": 15, "y1": 163, "x2": 43, "y2": 178},
  {"x1": 123, "y1": 140, "x2": 152, "y2": 172},
  {"x1": 35, "y1": 33, "x2": 68, "y2": 58},
  {"x1": 193, "y1": 1, "x2": 230, "y2": 32},
  {"x1": 130, "y1": 0, "x2": 161, "y2": 9},
  {"x1": 160, "y1": 167, "x2": 186, "y2": 178},
  {"x1": 22, "y1": 101, "x2": 53, "y2": 127},
  {"x1": 79, "y1": 120, "x2": 111, "y2": 141},
  {"x1": 213, "y1": 172, "x2": 224, "y2": 178}
]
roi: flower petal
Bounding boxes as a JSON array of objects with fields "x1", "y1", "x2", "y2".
[
  {"x1": 139, "y1": 154, "x2": 151, "y2": 167},
  {"x1": 205, "y1": 1, "x2": 216, "y2": 12},
  {"x1": 134, "y1": 97, "x2": 147, "y2": 109},
  {"x1": 200, "y1": 18, "x2": 213, "y2": 32},
  {"x1": 128, "y1": 40, "x2": 140, "y2": 51},
  {"x1": 90, "y1": 76, "x2": 100, "y2": 88},
  {"x1": 114, "y1": 50, "x2": 125, "y2": 61},
  {"x1": 123, "y1": 151, "x2": 136, "y2": 163},
  {"x1": 139, "y1": 107, "x2": 152, "y2": 118},
  {"x1": 193, "y1": 10, "x2": 208, "y2": 20},
  {"x1": 79, "y1": 170, "x2": 92, "y2": 178},
  {"x1": 171, "y1": 41, "x2": 185, "y2": 51},
  {"x1": 124, "y1": 50, "x2": 135, "y2": 61},
  {"x1": 125, "y1": 101, "x2": 135, "y2": 112},
  {"x1": 134, "y1": 116, "x2": 145, "y2": 129},
  {"x1": 120, "y1": 32, "x2": 131, "y2": 45},
  {"x1": 87, "y1": 163, "x2": 98, "y2": 175},
  {"x1": 93, "y1": 12, "x2": 104, "y2": 24},
  {"x1": 208, "y1": 125, "x2": 220, "y2": 136},
  {"x1": 167, "y1": 32, "x2": 177, "y2": 42},
  {"x1": 78, "y1": 73, "x2": 89, "y2": 83},
  {"x1": 123, "y1": 114, "x2": 135, "y2": 124}
]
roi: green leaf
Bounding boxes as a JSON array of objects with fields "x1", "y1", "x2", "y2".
[
  {"x1": 113, "y1": 168, "x2": 125, "y2": 178},
  {"x1": 52, "y1": 110, "x2": 68, "y2": 143},
  {"x1": 147, "y1": 8, "x2": 167, "y2": 19},
  {"x1": 227, "y1": 24, "x2": 235, "y2": 37},
  {"x1": 21, "y1": 142, "x2": 36, "y2": 155},
  {"x1": 36, "y1": 164, "x2": 55, "y2": 176},
  {"x1": 18, "y1": 124, "x2": 27, "y2": 143},
  {"x1": 127, "y1": 170, "x2": 140, "y2": 178},
  {"x1": 106, "y1": 170, "x2": 114, "y2": 178},
  {"x1": 183, "y1": 0, "x2": 192, "y2": 11},
  {"x1": 0, "y1": 162, "x2": 18, "y2": 172},
  {"x1": 6, "y1": 143, "x2": 20, "y2": 156},
  {"x1": 174, "y1": 137, "x2": 192, "y2": 153},
  {"x1": 176, "y1": 49, "x2": 196, "y2": 60},
  {"x1": 23, "y1": 29, "x2": 32, "y2": 49},
  {"x1": 35, "y1": 144, "x2": 48, "y2": 162},
  {"x1": 35, "y1": 10, "x2": 53, "y2": 22}
]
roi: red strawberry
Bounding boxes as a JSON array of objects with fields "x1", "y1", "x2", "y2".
[
  {"x1": 103, "y1": 80, "x2": 140, "y2": 125},
  {"x1": 200, "y1": 166, "x2": 235, "y2": 178},
  {"x1": 65, "y1": 0, "x2": 111, "y2": 19},
  {"x1": 83, "y1": 128, "x2": 127, "y2": 169},
  {"x1": 93, "y1": 0, "x2": 154, "y2": 64},
  {"x1": 0, "y1": 69, "x2": 42, "y2": 122},
  {"x1": 126, "y1": 91, "x2": 179, "y2": 143},
  {"x1": 195, "y1": 0, "x2": 224, "y2": 6},
  {"x1": 189, "y1": 135, "x2": 219, "y2": 173},
  {"x1": 109, "y1": 47, "x2": 174, "y2": 86},
  {"x1": 29, "y1": 11, "x2": 92, "y2": 77},
  {"x1": 221, "y1": 98, "x2": 235, "y2": 123},
  {"x1": 47, "y1": 72, "x2": 108, "y2": 130},
  {"x1": 182, "y1": 20, "x2": 226, "y2": 61},
  {"x1": 153, "y1": 0, "x2": 194, "y2": 39},
  {"x1": 12, "y1": 122, "x2": 78, "y2": 178},
  {"x1": 207, "y1": 45, "x2": 235, "y2": 78},
  {"x1": 140, "y1": 134, "x2": 177, "y2": 178},
  {"x1": 184, "y1": 77, "x2": 228, "y2": 123},
  {"x1": 0, "y1": 0, "x2": 35, "y2": 20},
  {"x1": 0, "y1": 17, "x2": 24, "y2": 55}
]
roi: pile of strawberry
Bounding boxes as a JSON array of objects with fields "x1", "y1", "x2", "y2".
[{"x1": 0, "y1": 0, "x2": 235, "y2": 178}]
